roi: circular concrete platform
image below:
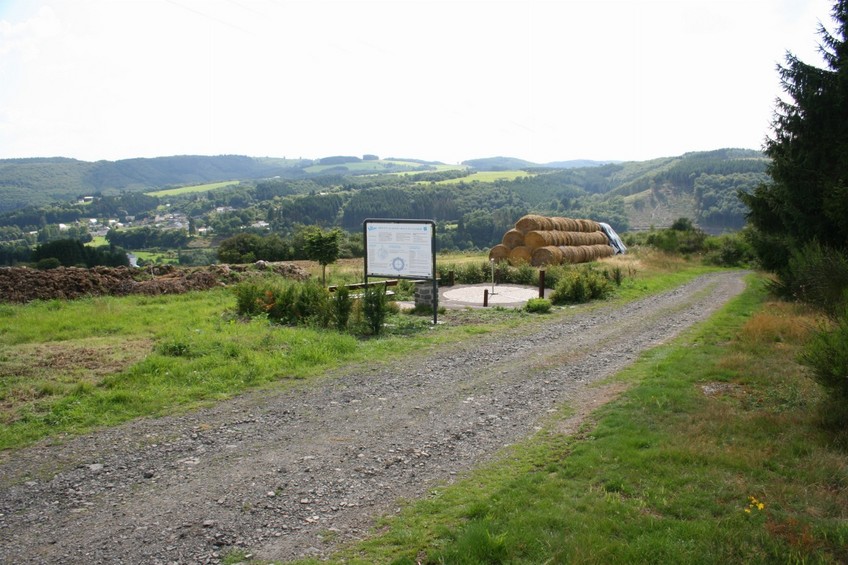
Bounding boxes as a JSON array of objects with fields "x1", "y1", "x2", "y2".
[{"x1": 441, "y1": 283, "x2": 547, "y2": 308}]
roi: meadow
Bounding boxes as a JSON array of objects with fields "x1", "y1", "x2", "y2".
[
  {"x1": 432, "y1": 170, "x2": 535, "y2": 185},
  {"x1": 144, "y1": 180, "x2": 239, "y2": 197}
]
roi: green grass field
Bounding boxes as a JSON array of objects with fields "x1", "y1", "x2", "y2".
[
  {"x1": 433, "y1": 170, "x2": 535, "y2": 185},
  {"x1": 145, "y1": 180, "x2": 239, "y2": 197}
]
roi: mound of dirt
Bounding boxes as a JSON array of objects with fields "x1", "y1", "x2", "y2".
[{"x1": 0, "y1": 262, "x2": 310, "y2": 303}]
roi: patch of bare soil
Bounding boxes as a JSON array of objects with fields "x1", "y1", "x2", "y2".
[
  {"x1": 0, "y1": 271, "x2": 748, "y2": 564},
  {"x1": 0, "y1": 262, "x2": 309, "y2": 303}
]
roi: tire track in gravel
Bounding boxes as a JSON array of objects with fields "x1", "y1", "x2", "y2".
[{"x1": 0, "y1": 271, "x2": 748, "y2": 564}]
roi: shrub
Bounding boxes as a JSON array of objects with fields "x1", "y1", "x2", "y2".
[
  {"x1": 799, "y1": 310, "x2": 848, "y2": 430},
  {"x1": 644, "y1": 223, "x2": 708, "y2": 255},
  {"x1": 233, "y1": 281, "x2": 267, "y2": 317},
  {"x1": 703, "y1": 233, "x2": 756, "y2": 267},
  {"x1": 332, "y1": 286, "x2": 353, "y2": 331},
  {"x1": 233, "y1": 279, "x2": 331, "y2": 327},
  {"x1": 35, "y1": 257, "x2": 61, "y2": 270},
  {"x1": 362, "y1": 283, "x2": 389, "y2": 335},
  {"x1": 525, "y1": 298, "x2": 552, "y2": 314},
  {"x1": 772, "y1": 242, "x2": 848, "y2": 318},
  {"x1": 550, "y1": 268, "x2": 613, "y2": 304},
  {"x1": 511, "y1": 263, "x2": 537, "y2": 285},
  {"x1": 456, "y1": 262, "x2": 488, "y2": 284},
  {"x1": 294, "y1": 279, "x2": 331, "y2": 327}
]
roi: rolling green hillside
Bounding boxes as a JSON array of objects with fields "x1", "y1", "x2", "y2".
[
  {"x1": 0, "y1": 149, "x2": 767, "y2": 258},
  {"x1": 0, "y1": 155, "x2": 456, "y2": 213}
]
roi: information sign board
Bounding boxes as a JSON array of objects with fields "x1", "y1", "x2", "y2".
[{"x1": 364, "y1": 220, "x2": 435, "y2": 279}]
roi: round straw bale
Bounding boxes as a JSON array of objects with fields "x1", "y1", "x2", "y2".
[
  {"x1": 576, "y1": 218, "x2": 601, "y2": 232},
  {"x1": 523, "y1": 230, "x2": 550, "y2": 249},
  {"x1": 515, "y1": 214, "x2": 545, "y2": 233},
  {"x1": 562, "y1": 218, "x2": 579, "y2": 231},
  {"x1": 508, "y1": 246, "x2": 533, "y2": 265},
  {"x1": 501, "y1": 229, "x2": 525, "y2": 249},
  {"x1": 570, "y1": 232, "x2": 586, "y2": 246},
  {"x1": 592, "y1": 244, "x2": 615, "y2": 258},
  {"x1": 559, "y1": 246, "x2": 580, "y2": 264},
  {"x1": 526, "y1": 230, "x2": 574, "y2": 247},
  {"x1": 588, "y1": 231, "x2": 610, "y2": 245},
  {"x1": 555, "y1": 231, "x2": 573, "y2": 245},
  {"x1": 550, "y1": 217, "x2": 570, "y2": 231},
  {"x1": 489, "y1": 244, "x2": 510, "y2": 262},
  {"x1": 531, "y1": 246, "x2": 563, "y2": 267}
]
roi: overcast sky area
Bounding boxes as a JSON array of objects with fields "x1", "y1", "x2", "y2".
[{"x1": 0, "y1": 0, "x2": 837, "y2": 164}]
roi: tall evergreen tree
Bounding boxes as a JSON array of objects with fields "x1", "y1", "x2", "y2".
[{"x1": 742, "y1": 0, "x2": 848, "y2": 272}]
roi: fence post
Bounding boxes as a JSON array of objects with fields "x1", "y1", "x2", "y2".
[{"x1": 539, "y1": 269, "x2": 546, "y2": 298}]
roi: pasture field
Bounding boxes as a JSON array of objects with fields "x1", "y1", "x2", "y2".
[
  {"x1": 144, "y1": 180, "x2": 239, "y2": 197},
  {"x1": 433, "y1": 170, "x2": 535, "y2": 184},
  {"x1": 86, "y1": 235, "x2": 108, "y2": 247}
]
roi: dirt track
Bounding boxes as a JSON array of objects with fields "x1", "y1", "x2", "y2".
[{"x1": 0, "y1": 271, "x2": 748, "y2": 564}]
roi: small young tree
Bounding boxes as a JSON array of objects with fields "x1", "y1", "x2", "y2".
[{"x1": 303, "y1": 227, "x2": 342, "y2": 286}]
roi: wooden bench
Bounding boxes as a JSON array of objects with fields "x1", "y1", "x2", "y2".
[{"x1": 327, "y1": 279, "x2": 398, "y2": 298}]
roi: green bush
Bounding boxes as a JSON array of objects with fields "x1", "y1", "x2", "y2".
[
  {"x1": 772, "y1": 242, "x2": 848, "y2": 318},
  {"x1": 702, "y1": 233, "x2": 756, "y2": 267},
  {"x1": 35, "y1": 257, "x2": 62, "y2": 270},
  {"x1": 637, "y1": 219, "x2": 708, "y2": 255},
  {"x1": 362, "y1": 283, "x2": 389, "y2": 335},
  {"x1": 510, "y1": 263, "x2": 537, "y2": 285},
  {"x1": 799, "y1": 310, "x2": 848, "y2": 430},
  {"x1": 550, "y1": 268, "x2": 613, "y2": 304},
  {"x1": 233, "y1": 281, "x2": 267, "y2": 317},
  {"x1": 294, "y1": 280, "x2": 331, "y2": 327},
  {"x1": 456, "y1": 262, "x2": 488, "y2": 284},
  {"x1": 525, "y1": 298, "x2": 552, "y2": 314},
  {"x1": 233, "y1": 279, "x2": 331, "y2": 327},
  {"x1": 332, "y1": 286, "x2": 353, "y2": 331}
]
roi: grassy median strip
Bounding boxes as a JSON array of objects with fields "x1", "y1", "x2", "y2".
[{"x1": 315, "y1": 276, "x2": 847, "y2": 564}]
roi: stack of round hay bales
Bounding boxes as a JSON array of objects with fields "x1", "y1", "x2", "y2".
[{"x1": 489, "y1": 214, "x2": 614, "y2": 266}]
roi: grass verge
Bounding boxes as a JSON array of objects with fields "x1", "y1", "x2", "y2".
[{"x1": 308, "y1": 275, "x2": 847, "y2": 564}]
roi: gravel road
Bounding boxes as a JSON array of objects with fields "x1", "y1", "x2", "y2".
[{"x1": 0, "y1": 271, "x2": 748, "y2": 564}]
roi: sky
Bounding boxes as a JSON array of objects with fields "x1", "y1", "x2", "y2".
[{"x1": 0, "y1": 0, "x2": 837, "y2": 165}]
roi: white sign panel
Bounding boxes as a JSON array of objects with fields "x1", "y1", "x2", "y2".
[{"x1": 365, "y1": 221, "x2": 434, "y2": 279}]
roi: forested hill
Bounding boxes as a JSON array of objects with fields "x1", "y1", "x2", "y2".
[
  {"x1": 0, "y1": 155, "x2": 312, "y2": 212},
  {"x1": 0, "y1": 149, "x2": 768, "y2": 243}
]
